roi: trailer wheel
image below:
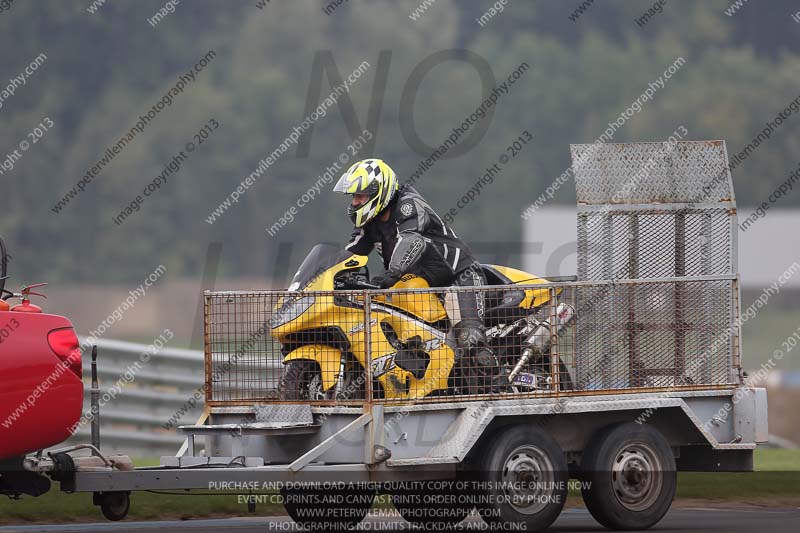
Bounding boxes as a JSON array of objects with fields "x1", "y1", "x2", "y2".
[
  {"x1": 281, "y1": 485, "x2": 374, "y2": 531},
  {"x1": 473, "y1": 425, "x2": 567, "y2": 532},
  {"x1": 390, "y1": 479, "x2": 473, "y2": 528},
  {"x1": 579, "y1": 423, "x2": 676, "y2": 531},
  {"x1": 95, "y1": 491, "x2": 130, "y2": 521}
]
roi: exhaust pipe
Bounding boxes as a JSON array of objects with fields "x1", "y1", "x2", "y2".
[{"x1": 509, "y1": 303, "x2": 575, "y2": 381}]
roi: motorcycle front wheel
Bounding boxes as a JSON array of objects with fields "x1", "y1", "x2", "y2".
[
  {"x1": 279, "y1": 360, "x2": 324, "y2": 400},
  {"x1": 279, "y1": 359, "x2": 366, "y2": 401}
]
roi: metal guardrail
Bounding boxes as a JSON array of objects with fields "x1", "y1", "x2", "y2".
[{"x1": 56, "y1": 338, "x2": 205, "y2": 458}]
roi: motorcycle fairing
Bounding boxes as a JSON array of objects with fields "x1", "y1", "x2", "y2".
[
  {"x1": 273, "y1": 244, "x2": 559, "y2": 400},
  {"x1": 283, "y1": 344, "x2": 341, "y2": 391},
  {"x1": 338, "y1": 305, "x2": 453, "y2": 399},
  {"x1": 372, "y1": 275, "x2": 448, "y2": 322},
  {"x1": 485, "y1": 264, "x2": 561, "y2": 308}
]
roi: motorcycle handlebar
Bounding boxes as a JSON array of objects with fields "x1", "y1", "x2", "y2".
[
  {"x1": 351, "y1": 279, "x2": 381, "y2": 290},
  {"x1": 338, "y1": 272, "x2": 381, "y2": 290}
]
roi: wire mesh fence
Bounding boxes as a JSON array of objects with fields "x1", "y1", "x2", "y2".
[
  {"x1": 204, "y1": 276, "x2": 739, "y2": 406},
  {"x1": 571, "y1": 140, "x2": 734, "y2": 205},
  {"x1": 572, "y1": 140, "x2": 737, "y2": 282},
  {"x1": 577, "y1": 208, "x2": 735, "y2": 280},
  {"x1": 202, "y1": 141, "x2": 742, "y2": 407},
  {"x1": 574, "y1": 277, "x2": 738, "y2": 391}
]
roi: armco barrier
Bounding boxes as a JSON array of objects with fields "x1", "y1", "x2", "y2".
[{"x1": 57, "y1": 337, "x2": 205, "y2": 458}]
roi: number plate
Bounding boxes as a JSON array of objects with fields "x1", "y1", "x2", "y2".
[{"x1": 511, "y1": 372, "x2": 538, "y2": 388}]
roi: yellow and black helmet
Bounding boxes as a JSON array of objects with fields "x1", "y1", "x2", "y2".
[{"x1": 333, "y1": 158, "x2": 398, "y2": 227}]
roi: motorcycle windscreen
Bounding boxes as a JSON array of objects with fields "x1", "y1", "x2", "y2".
[{"x1": 288, "y1": 243, "x2": 355, "y2": 290}]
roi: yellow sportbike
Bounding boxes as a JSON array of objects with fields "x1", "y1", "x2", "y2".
[{"x1": 272, "y1": 244, "x2": 575, "y2": 401}]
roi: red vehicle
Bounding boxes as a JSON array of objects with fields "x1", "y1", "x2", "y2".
[{"x1": 0, "y1": 236, "x2": 83, "y2": 497}]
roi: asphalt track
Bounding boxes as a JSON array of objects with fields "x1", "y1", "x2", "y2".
[{"x1": 0, "y1": 507, "x2": 798, "y2": 533}]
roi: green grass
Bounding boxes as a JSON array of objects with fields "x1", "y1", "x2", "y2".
[
  {"x1": 1, "y1": 449, "x2": 798, "y2": 524},
  {"x1": 0, "y1": 457, "x2": 282, "y2": 524},
  {"x1": 752, "y1": 448, "x2": 800, "y2": 470},
  {"x1": 672, "y1": 448, "x2": 800, "y2": 500},
  {"x1": 0, "y1": 491, "x2": 263, "y2": 524},
  {"x1": 674, "y1": 472, "x2": 799, "y2": 499},
  {"x1": 741, "y1": 306, "x2": 800, "y2": 371}
]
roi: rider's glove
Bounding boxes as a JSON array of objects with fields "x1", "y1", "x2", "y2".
[{"x1": 372, "y1": 274, "x2": 400, "y2": 289}]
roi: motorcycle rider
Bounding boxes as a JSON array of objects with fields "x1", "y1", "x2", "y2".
[{"x1": 333, "y1": 158, "x2": 503, "y2": 394}]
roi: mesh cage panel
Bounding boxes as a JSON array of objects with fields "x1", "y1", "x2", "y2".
[
  {"x1": 572, "y1": 141, "x2": 736, "y2": 281},
  {"x1": 574, "y1": 279, "x2": 736, "y2": 390},
  {"x1": 205, "y1": 292, "x2": 278, "y2": 403},
  {"x1": 571, "y1": 141, "x2": 734, "y2": 205},
  {"x1": 203, "y1": 141, "x2": 740, "y2": 406},
  {"x1": 205, "y1": 290, "x2": 370, "y2": 405},
  {"x1": 570, "y1": 141, "x2": 740, "y2": 389},
  {"x1": 577, "y1": 209, "x2": 734, "y2": 280},
  {"x1": 204, "y1": 280, "x2": 736, "y2": 406}
]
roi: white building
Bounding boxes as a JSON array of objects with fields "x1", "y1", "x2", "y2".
[{"x1": 522, "y1": 207, "x2": 800, "y2": 289}]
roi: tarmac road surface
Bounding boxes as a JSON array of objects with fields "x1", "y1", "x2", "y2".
[{"x1": 0, "y1": 507, "x2": 798, "y2": 532}]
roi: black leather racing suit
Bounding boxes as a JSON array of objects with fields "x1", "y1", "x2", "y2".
[{"x1": 345, "y1": 184, "x2": 498, "y2": 393}]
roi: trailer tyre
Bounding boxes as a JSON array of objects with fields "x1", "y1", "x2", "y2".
[
  {"x1": 579, "y1": 423, "x2": 676, "y2": 531},
  {"x1": 473, "y1": 425, "x2": 568, "y2": 532},
  {"x1": 95, "y1": 491, "x2": 130, "y2": 521}
]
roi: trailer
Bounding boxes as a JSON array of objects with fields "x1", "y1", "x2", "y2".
[{"x1": 24, "y1": 140, "x2": 767, "y2": 531}]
